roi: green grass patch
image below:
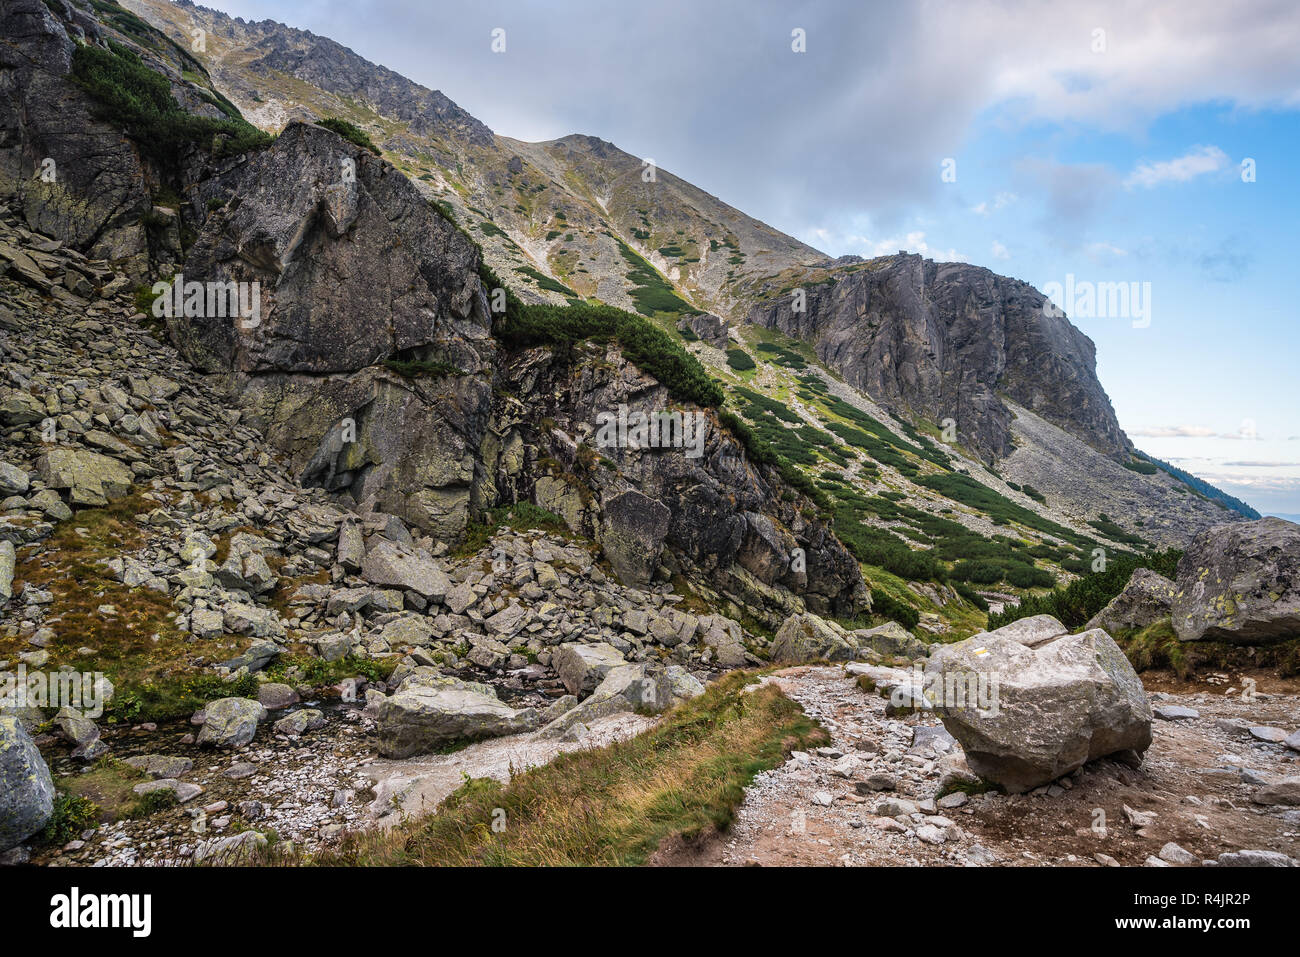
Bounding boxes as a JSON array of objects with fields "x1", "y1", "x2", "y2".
[{"x1": 71, "y1": 40, "x2": 272, "y2": 165}]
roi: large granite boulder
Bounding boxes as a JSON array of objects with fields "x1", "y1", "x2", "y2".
[
  {"x1": 925, "y1": 624, "x2": 1152, "y2": 793},
  {"x1": 1170, "y1": 518, "x2": 1300, "y2": 644},
  {"x1": 360, "y1": 539, "x2": 450, "y2": 602},
  {"x1": 539, "y1": 663, "x2": 704, "y2": 738},
  {"x1": 850, "y1": 621, "x2": 929, "y2": 659},
  {"x1": 1086, "y1": 569, "x2": 1178, "y2": 634},
  {"x1": 0, "y1": 715, "x2": 55, "y2": 851},
  {"x1": 374, "y1": 672, "x2": 537, "y2": 758}
]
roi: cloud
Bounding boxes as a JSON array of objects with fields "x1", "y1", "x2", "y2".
[
  {"x1": 200, "y1": 0, "x2": 1300, "y2": 254},
  {"x1": 1130, "y1": 425, "x2": 1263, "y2": 439},
  {"x1": 1017, "y1": 158, "x2": 1121, "y2": 238},
  {"x1": 991, "y1": 240, "x2": 1010, "y2": 259},
  {"x1": 856, "y1": 230, "x2": 966, "y2": 262},
  {"x1": 972, "y1": 192, "x2": 1017, "y2": 216},
  {"x1": 1124, "y1": 145, "x2": 1230, "y2": 188}
]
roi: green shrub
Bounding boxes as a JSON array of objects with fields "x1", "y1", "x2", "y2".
[
  {"x1": 726, "y1": 349, "x2": 756, "y2": 371},
  {"x1": 40, "y1": 793, "x2": 101, "y2": 845},
  {"x1": 987, "y1": 548, "x2": 1182, "y2": 630},
  {"x1": 870, "y1": 588, "x2": 920, "y2": 628},
  {"x1": 71, "y1": 41, "x2": 272, "y2": 165},
  {"x1": 496, "y1": 302, "x2": 723, "y2": 408},
  {"x1": 317, "y1": 117, "x2": 380, "y2": 154}
]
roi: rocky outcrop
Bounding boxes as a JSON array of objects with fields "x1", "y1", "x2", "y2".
[
  {"x1": 161, "y1": 121, "x2": 495, "y2": 540},
  {"x1": 493, "y1": 345, "x2": 867, "y2": 621},
  {"x1": 174, "y1": 122, "x2": 491, "y2": 376},
  {"x1": 0, "y1": 715, "x2": 55, "y2": 851},
  {"x1": 0, "y1": 0, "x2": 151, "y2": 264},
  {"x1": 676, "y1": 313, "x2": 729, "y2": 349},
  {"x1": 748, "y1": 255, "x2": 1130, "y2": 462},
  {"x1": 1086, "y1": 568, "x2": 1177, "y2": 634},
  {"x1": 1167, "y1": 518, "x2": 1300, "y2": 644},
  {"x1": 925, "y1": 622, "x2": 1152, "y2": 793}
]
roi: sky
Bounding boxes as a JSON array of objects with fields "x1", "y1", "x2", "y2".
[{"x1": 198, "y1": 0, "x2": 1300, "y2": 514}]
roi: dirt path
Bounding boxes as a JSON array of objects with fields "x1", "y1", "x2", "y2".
[{"x1": 688, "y1": 666, "x2": 1300, "y2": 866}]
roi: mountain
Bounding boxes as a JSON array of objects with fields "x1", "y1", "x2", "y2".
[{"x1": 1, "y1": 0, "x2": 1253, "y2": 643}]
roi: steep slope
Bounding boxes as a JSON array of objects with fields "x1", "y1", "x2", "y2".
[
  {"x1": 44, "y1": 0, "x2": 1250, "y2": 629},
  {"x1": 746, "y1": 254, "x2": 1130, "y2": 462},
  {"x1": 122, "y1": 0, "x2": 827, "y2": 319}
]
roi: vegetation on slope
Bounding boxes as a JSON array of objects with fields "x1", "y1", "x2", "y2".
[
  {"x1": 1135, "y1": 451, "x2": 1261, "y2": 519},
  {"x1": 986, "y1": 548, "x2": 1183, "y2": 631},
  {"x1": 317, "y1": 117, "x2": 381, "y2": 154},
  {"x1": 71, "y1": 40, "x2": 273, "y2": 164}
]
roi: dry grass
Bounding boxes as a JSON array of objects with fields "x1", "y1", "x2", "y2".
[
  {"x1": 313, "y1": 670, "x2": 827, "y2": 866},
  {"x1": 5, "y1": 494, "x2": 252, "y2": 722}
]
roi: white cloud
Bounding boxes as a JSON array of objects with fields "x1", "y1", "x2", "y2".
[
  {"x1": 991, "y1": 240, "x2": 1010, "y2": 259},
  {"x1": 1124, "y1": 145, "x2": 1230, "y2": 188},
  {"x1": 972, "y1": 192, "x2": 1017, "y2": 216},
  {"x1": 858, "y1": 231, "x2": 966, "y2": 262},
  {"x1": 1131, "y1": 424, "x2": 1265, "y2": 440}
]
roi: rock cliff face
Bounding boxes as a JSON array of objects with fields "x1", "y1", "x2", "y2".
[
  {"x1": 748, "y1": 255, "x2": 1131, "y2": 463},
  {"x1": 0, "y1": 0, "x2": 151, "y2": 264},
  {"x1": 172, "y1": 121, "x2": 493, "y2": 376},
  {"x1": 159, "y1": 129, "x2": 863, "y2": 619},
  {"x1": 488, "y1": 344, "x2": 867, "y2": 618}
]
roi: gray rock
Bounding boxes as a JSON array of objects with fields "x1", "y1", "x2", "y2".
[
  {"x1": 374, "y1": 674, "x2": 536, "y2": 757},
  {"x1": 256, "y1": 683, "x2": 300, "y2": 711},
  {"x1": 122, "y1": 755, "x2": 193, "y2": 779},
  {"x1": 360, "y1": 539, "x2": 450, "y2": 601},
  {"x1": 273, "y1": 709, "x2": 325, "y2": 736},
  {"x1": 0, "y1": 716, "x2": 54, "y2": 851},
  {"x1": 36, "y1": 447, "x2": 133, "y2": 507},
  {"x1": 770, "y1": 612, "x2": 855, "y2": 662},
  {"x1": 969, "y1": 614, "x2": 1068, "y2": 649},
  {"x1": 599, "y1": 490, "x2": 671, "y2": 587},
  {"x1": 53, "y1": 707, "x2": 104, "y2": 760},
  {"x1": 336, "y1": 521, "x2": 364, "y2": 572},
  {"x1": 0, "y1": 540, "x2": 14, "y2": 602},
  {"x1": 925, "y1": 626, "x2": 1152, "y2": 793},
  {"x1": 1085, "y1": 568, "x2": 1177, "y2": 634},
  {"x1": 1216, "y1": 849, "x2": 1297, "y2": 867},
  {"x1": 1252, "y1": 777, "x2": 1300, "y2": 806},
  {"x1": 195, "y1": 698, "x2": 267, "y2": 748},
  {"x1": 1171, "y1": 517, "x2": 1300, "y2": 644},
  {"x1": 1158, "y1": 842, "x2": 1197, "y2": 865},
  {"x1": 132, "y1": 779, "x2": 202, "y2": 803},
  {"x1": 1154, "y1": 705, "x2": 1200, "y2": 720},
  {"x1": 1248, "y1": 726, "x2": 1289, "y2": 743},
  {"x1": 851, "y1": 620, "x2": 929, "y2": 658},
  {"x1": 552, "y1": 641, "x2": 628, "y2": 697},
  {"x1": 0, "y1": 461, "x2": 29, "y2": 495}
]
